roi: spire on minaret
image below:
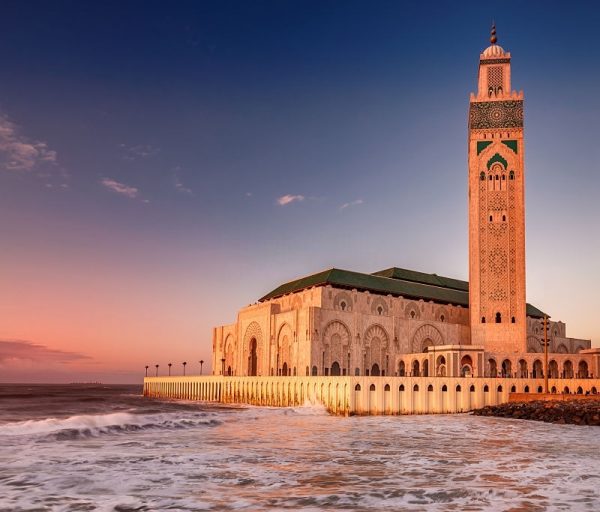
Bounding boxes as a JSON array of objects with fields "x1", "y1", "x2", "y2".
[{"x1": 490, "y1": 23, "x2": 498, "y2": 45}]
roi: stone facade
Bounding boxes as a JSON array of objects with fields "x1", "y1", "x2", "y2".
[{"x1": 213, "y1": 285, "x2": 595, "y2": 380}]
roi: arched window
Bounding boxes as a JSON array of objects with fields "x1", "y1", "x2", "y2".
[
  {"x1": 442, "y1": 385, "x2": 448, "y2": 392},
  {"x1": 509, "y1": 171, "x2": 515, "y2": 180},
  {"x1": 384, "y1": 384, "x2": 390, "y2": 392},
  {"x1": 495, "y1": 312, "x2": 502, "y2": 323},
  {"x1": 484, "y1": 385, "x2": 489, "y2": 392},
  {"x1": 511, "y1": 316, "x2": 515, "y2": 323},
  {"x1": 440, "y1": 314, "x2": 445, "y2": 322},
  {"x1": 489, "y1": 215, "x2": 493, "y2": 222},
  {"x1": 399, "y1": 384, "x2": 405, "y2": 392},
  {"x1": 502, "y1": 215, "x2": 506, "y2": 222},
  {"x1": 355, "y1": 384, "x2": 361, "y2": 391},
  {"x1": 502, "y1": 174, "x2": 506, "y2": 180},
  {"x1": 482, "y1": 316, "x2": 486, "y2": 323},
  {"x1": 489, "y1": 175, "x2": 493, "y2": 181},
  {"x1": 480, "y1": 171, "x2": 486, "y2": 181},
  {"x1": 340, "y1": 301, "x2": 346, "y2": 311},
  {"x1": 369, "y1": 384, "x2": 376, "y2": 392},
  {"x1": 377, "y1": 306, "x2": 383, "y2": 315}
]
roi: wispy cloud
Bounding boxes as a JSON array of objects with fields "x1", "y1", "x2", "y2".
[
  {"x1": 340, "y1": 198, "x2": 364, "y2": 210},
  {"x1": 172, "y1": 167, "x2": 194, "y2": 195},
  {"x1": 119, "y1": 143, "x2": 160, "y2": 160},
  {"x1": 277, "y1": 194, "x2": 305, "y2": 206},
  {"x1": 100, "y1": 178, "x2": 139, "y2": 199},
  {"x1": 0, "y1": 114, "x2": 60, "y2": 173},
  {"x1": 0, "y1": 339, "x2": 90, "y2": 364}
]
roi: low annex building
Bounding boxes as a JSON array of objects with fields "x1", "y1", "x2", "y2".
[{"x1": 211, "y1": 26, "x2": 597, "y2": 383}]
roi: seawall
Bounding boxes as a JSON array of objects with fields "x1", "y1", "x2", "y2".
[{"x1": 143, "y1": 376, "x2": 600, "y2": 415}]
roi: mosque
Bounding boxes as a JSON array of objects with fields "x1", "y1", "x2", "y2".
[{"x1": 211, "y1": 27, "x2": 597, "y2": 384}]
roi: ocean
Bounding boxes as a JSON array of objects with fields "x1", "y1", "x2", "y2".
[{"x1": 0, "y1": 384, "x2": 599, "y2": 511}]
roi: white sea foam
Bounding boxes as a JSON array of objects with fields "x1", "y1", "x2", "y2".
[
  {"x1": 0, "y1": 410, "x2": 221, "y2": 438},
  {"x1": 1, "y1": 403, "x2": 599, "y2": 511}
]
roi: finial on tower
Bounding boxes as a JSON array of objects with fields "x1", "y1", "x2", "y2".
[{"x1": 490, "y1": 23, "x2": 498, "y2": 45}]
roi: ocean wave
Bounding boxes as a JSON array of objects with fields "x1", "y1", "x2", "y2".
[{"x1": 0, "y1": 411, "x2": 221, "y2": 439}]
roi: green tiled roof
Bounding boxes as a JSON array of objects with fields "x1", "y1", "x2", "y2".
[
  {"x1": 372, "y1": 267, "x2": 468, "y2": 292},
  {"x1": 259, "y1": 266, "x2": 547, "y2": 318}
]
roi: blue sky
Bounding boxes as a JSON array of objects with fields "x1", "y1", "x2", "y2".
[{"x1": 0, "y1": 1, "x2": 599, "y2": 382}]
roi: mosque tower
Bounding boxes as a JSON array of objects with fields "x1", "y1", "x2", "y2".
[{"x1": 468, "y1": 25, "x2": 526, "y2": 354}]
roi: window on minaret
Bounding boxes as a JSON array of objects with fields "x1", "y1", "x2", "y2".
[
  {"x1": 480, "y1": 172, "x2": 486, "y2": 181},
  {"x1": 509, "y1": 171, "x2": 515, "y2": 180},
  {"x1": 482, "y1": 317, "x2": 486, "y2": 323},
  {"x1": 487, "y1": 66, "x2": 503, "y2": 97},
  {"x1": 495, "y1": 312, "x2": 502, "y2": 323},
  {"x1": 502, "y1": 215, "x2": 506, "y2": 222}
]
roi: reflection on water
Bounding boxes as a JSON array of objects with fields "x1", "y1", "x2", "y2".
[{"x1": 0, "y1": 385, "x2": 599, "y2": 511}]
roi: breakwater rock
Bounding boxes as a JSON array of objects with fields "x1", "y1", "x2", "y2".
[{"x1": 473, "y1": 398, "x2": 600, "y2": 425}]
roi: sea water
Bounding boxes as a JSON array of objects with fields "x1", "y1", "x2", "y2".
[{"x1": 0, "y1": 384, "x2": 599, "y2": 511}]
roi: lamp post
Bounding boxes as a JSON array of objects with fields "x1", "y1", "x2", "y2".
[
  {"x1": 145, "y1": 365, "x2": 149, "y2": 377},
  {"x1": 183, "y1": 361, "x2": 187, "y2": 376},
  {"x1": 168, "y1": 363, "x2": 172, "y2": 376},
  {"x1": 543, "y1": 315, "x2": 549, "y2": 394},
  {"x1": 199, "y1": 360, "x2": 204, "y2": 375},
  {"x1": 221, "y1": 358, "x2": 226, "y2": 375},
  {"x1": 155, "y1": 364, "x2": 159, "y2": 377}
]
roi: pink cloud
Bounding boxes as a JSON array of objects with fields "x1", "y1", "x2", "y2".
[
  {"x1": 277, "y1": 194, "x2": 305, "y2": 206},
  {"x1": 100, "y1": 178, "x2": 139, "y2": 199}
]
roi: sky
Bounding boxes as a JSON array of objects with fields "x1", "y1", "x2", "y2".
[{"x1": 1, "y1": 1, "x2": 599, "y2": 383}]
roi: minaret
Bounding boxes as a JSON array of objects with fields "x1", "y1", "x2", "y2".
[{"x1": 468, "y1": 25, "x2": 526, "y2": 354}]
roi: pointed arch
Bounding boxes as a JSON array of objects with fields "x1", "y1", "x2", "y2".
[
  {"x1": 323, "y1": 320, "x2": 351, "y2": 375},
  {"x1": 243, "y1": 321, "x2": 263, "y2": 376}
]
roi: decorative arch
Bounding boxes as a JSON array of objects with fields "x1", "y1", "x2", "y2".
[
  {"x1": 486, "y1": 152, "x2": 508, "y2": 170},
  {"x1": 404, "y1": 301, "x2": 421, "y2": 320},
  {"x1": 370, "y1": 297, "x2": 389, "y2": 316},
  {"x1": 224, "y1": 334, "x2": 235, "y2": 375},
  {"x1": 364, "y1": 324, "x2": 389, "y2": 347},
  {"x1": 333, "y1": 292, "x2": 353, "y2": 312},
  {"x1": 411, "y1": 324, "x2": 443, "y2": 353},
  {"x1": 243, "y1": 321, "x2": 263, "y2": 376},
  {"x1": 323, "y1": 320, "x2": 351, "y2": 375},
  {"x1": 364, "y1": 324, "x2": 389, "y2": 376},
  {"x1": 323, "y1": 320, "x2": 351, "y2": 346},
  {"x1": 277, "y1": 323, "x2": 293, "y2": 376},
  {"x1": 556, "y1": 343, "x2": 568, "y2": 354},
  {"x1": 435, "y1": 306, "x2": 449, "y2": 323}
]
